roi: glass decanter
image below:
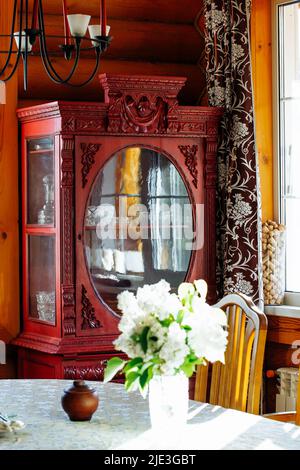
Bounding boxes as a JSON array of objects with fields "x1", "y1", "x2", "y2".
[{"x1": 38, "y1": 174, "x2": 54, "y2": 225}]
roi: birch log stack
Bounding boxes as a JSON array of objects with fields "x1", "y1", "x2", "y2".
[{"x1": 262, "y1": 220, "x2": 286, "y2": 305}]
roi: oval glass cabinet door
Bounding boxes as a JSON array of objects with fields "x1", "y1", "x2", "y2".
[{"x1": 83, "y1": 147, "x2": 193, "y2": 315}]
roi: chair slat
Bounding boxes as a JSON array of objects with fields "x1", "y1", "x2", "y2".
[
  {"x1": 194, "y1": 365, "x2": 208, "y2": 403},
  {"x1": 230, "y1": 308, "x2": 245, "y2": 410},
  {"x1": 237, "y1": 322, "x2": 255, "y2": 412},
  {"x1": 210, "y1": 362, "x2": 221, "y2": 405}
]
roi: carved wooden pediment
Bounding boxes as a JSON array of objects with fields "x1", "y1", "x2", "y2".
[{"x1": 99, "y1": 74, "x2": 187, "y2": 134}]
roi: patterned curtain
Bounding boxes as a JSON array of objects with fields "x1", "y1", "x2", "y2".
[{"x1": 204, "y1": 0, "x2": 263, "y2": 305}]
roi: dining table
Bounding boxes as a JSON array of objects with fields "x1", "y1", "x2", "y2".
[{"x1": 1, "y1": 379, "x2": 300, "y2": 450}]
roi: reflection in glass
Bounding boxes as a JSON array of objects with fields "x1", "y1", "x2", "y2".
[
  {"x1": 28, "y1": 235, "x2": 56, "y2": 324},
  {"x1": 27, "y1": 137, "x2": 54, "y2": 225},
  {"x1": 84, "y1": 147, "x2": 193, "y2": 314},
  {"x1": 279, "y1": 3, "x2": 300, "y2": 291}
]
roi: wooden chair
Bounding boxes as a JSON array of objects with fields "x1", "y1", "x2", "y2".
[
  {"x1": 264, "y1": 367, "x2": 300, "y2": 425},
  {"x1": 194, "y1": 293, "x2": 268, "y2": 415}
]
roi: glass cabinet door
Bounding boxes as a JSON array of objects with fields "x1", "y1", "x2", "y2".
[
  {"x1": 28, "y1": 235, "x2": 56, "y2": 325},
  {"x1": 27, "y1": 137, "x2": 55, "y2": 225},
  {"x1": 25, "y1": 135, "x2": 57, "y2": 326},
  {"x1": 83, "y1": 146, "x2": 193, "y2": 315}
]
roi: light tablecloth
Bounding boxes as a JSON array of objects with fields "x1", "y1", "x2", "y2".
[{"x1": 1, "y1": 379, "x2": 300, "y2": 450}]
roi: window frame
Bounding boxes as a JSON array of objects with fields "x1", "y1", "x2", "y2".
[{"x1": 272, "y1": 0, "x2": 300, "y2": 305}]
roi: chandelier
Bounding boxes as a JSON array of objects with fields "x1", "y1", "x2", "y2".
[{"x1": 0, "y1": 0, "x2": 111, "y2": 91}]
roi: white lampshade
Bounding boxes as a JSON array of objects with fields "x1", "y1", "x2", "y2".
[
  {"x1": 14, "y1": 31, "x2": 32, "y2": 52},
  {"x1": 67, "y1": 14, "x2": 91, "y2": 38},
  {"x1": 88, "y1": 24, "x2": 111, "y2": 46}
]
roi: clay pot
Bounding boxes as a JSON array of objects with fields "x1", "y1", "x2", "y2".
[{"x1": 61, "y1": 380, "x2": 99, "y2": 421}]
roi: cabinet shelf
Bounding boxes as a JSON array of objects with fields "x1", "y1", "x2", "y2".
[
  {"x1": 28, "y1": 148, "x2": 54, "y2": 155},
  {"x1": 84, "y1": 224, "x2": 191, "y2": 230},
  {"x1": 99, "y1": 194, "x2": 189, "y2": 199}
]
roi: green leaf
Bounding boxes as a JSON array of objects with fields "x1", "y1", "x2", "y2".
[
  {"x1": 160, "y1": 316, "x2": 173, "y2": 327},
  {"x1": 139, "y1": 369, "x2": 150, "y2": 389},
  {"x1": 140, "y1": 326, "x2": 150, "y2": 354},
  {"x1": 123, "y1": 357, "x2": 143, "y2": 373},
  {"x1": 180, "y1": 356, "x2": 197, "y2": 377},
  {"x1": 181, "y1": 361, "x2": 195, "y2": 377},
  {"x1": 182, "y1": 325, "x2": 192, "y2": 331},
  {"x1": 103, "y1": 357, "x2": 126, "y2": 383},
  {"x1": 151, "y1": 357, "x2": 163, "y2": 365},
  {"x1": 177, "y1": 309, "x2": 185, "y2": 324},
  {"x1": 125, "y1": 371, "x2": 140, "y2": 392}
]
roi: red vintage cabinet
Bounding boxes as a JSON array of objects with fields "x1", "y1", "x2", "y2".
[{"x1": 14, "y1": 74, "x2": 222, "y2": 379}]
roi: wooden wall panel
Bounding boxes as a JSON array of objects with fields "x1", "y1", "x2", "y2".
[
  {"x1": 251, "y1": 0, "x2": 274, "y2": 222},
  {"x1": 0, "y1": 0, "x2": 20, "y2": 378},
  {"x1": 19, "y1": 57, "x2": 205, "y2": 105},
  {"x1": 30, "y1": 16, "x2": 201, "y2": 64},
  {"x1": 26, "y1": 0, "x2": 200, "y2": 24}
]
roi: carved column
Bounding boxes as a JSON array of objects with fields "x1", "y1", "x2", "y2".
[
  {"x1": 61, "y1": 135, "x2": 76, "y2": 336},
  {"x1": 205, "y1": 128, "x2": 218, "y2": 303}
]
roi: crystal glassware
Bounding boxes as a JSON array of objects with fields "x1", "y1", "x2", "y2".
[
  {"x1": 38, "y1": 174, "x2": 55, "y2": 225},
  {"x1": 36, "y1": 291, "x2": 55, "y2": 323}
]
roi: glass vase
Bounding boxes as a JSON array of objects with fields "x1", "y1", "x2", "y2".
[{"x1": 148, "y1": 374, "x2": 189, "y2": 431}]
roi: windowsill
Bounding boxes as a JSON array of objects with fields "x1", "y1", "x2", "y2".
[{"x1": 265, "y1": 305, "x2": 300, "y2": 319}]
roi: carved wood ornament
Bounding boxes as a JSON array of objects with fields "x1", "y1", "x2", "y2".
[
  {"x1": 100, "y1": 74, "x2": 187, "y2": 134},
  {"x1": 179, "y1": 144, "x2": 199, "y2": 188},
  {"x1": 80, "y1": 143, "x2": 101, "y2": 188},
  {"x1": 81, "y1": 285, "x2": 102, "y2": 330}
]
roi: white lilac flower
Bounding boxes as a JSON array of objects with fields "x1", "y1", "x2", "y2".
[
  {"x1": 117, "y1": 290, "x2": 143, "y2": 319},
  {"x1": 147, "y1": 321, "x2": 168, "y2": 353},
  {"x1": 187, "y1": 303, "x2": 228, "y2": 363},
  {"x1": 178, "y1": 282, "x2": 195, "y2": 300},
  {"x1": 114, "y1": 334, "x2": 144, "y2": 359},
  {"x1": 159, "y1": 323, "x2": 189, "y2": 375},
  {"x1": 115, "y1": 279, "x2": 228, "y2": 376},
  {"x1": 136, "y1": 280, "x2": 181, "y2": 320}
]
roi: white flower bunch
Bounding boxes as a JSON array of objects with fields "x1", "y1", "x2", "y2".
[{"x1": 104, "y1": 279, "x2": 228, "y2": 396}]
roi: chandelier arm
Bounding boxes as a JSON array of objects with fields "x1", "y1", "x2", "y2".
[
  {"x1": 66, "y1": 47, "x2": 101, "y2": 87},
  {"x1": 40, "y1": 34, "x2": 81, "y2": 85},
  {"x1": 22, "y1": 0, "x2": 29, "y2": 91},
  {"x1": 38, "y1": 0, "x2": 82, "y2": 84},
  {"x1": 2, "y1": 0, "x2": 24, "y2": 83},
  {"x1": 0, "y1": 0, "x2": 18, "y2": 77},
  {"x1": 37, "y1": 0, "x2": 65, "y2": 82}
]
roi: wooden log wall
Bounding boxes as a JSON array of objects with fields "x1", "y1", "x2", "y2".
[
  {"x1": 251, "y1": 0, "x2": 274, "y2": 222},
  {"x1": 18, "y1": 0, "x2": 206, "y2": 106},
  {"x1": 0, "y1": 0, "x2": 19, "y2": 378}
]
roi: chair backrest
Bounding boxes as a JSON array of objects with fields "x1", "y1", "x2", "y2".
[{"x1": 194, "y1": 293, "x2": 268, "y2": 415}]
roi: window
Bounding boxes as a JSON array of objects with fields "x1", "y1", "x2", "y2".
[{"x1": 274, "y1": 1, "x2": 300, "y2": 297}]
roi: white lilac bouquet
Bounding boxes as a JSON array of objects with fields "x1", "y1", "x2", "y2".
[{"x1": 104, "y1": 279, "x2": 228, "y2": 396}]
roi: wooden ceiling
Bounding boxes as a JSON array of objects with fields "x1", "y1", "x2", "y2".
[{"x1": 18, "y1": 1, "x2": 206, "y2": 105}]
